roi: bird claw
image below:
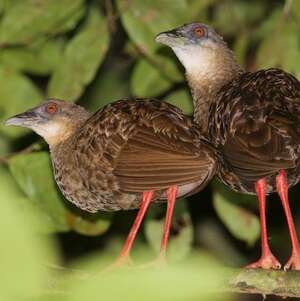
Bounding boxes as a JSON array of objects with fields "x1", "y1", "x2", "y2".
[
  {"x1": 137, "y1": 254, "x2": 167, "y2": 270},
  {"x1": 103, "y1": 255, "x2": 133, "y2": 272},
  {"x1": 284, "y1": 253, "x2": 300, "y2": 271},
  {"x1": 246, "y1": 254, "x2": 281, "y2": 270}
]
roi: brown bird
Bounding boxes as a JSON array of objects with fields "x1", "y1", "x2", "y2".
[
  {"x1": 156, "y1": 23, "x2": 300, "y2": 270},
  {"x1": 6, "y1": 98, "x2": 216, "y2": 265}
]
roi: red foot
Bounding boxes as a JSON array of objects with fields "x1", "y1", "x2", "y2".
[
  {"x1": 104, "y1": 256, "x2": 133, "y2": 272},
  {"x1": 246, "y1": 253, "x2": 281, "y2": 270},
  {"x1": 138, "y1": 255, "x2": 167, "y2": 269},
  {"x1": 251, "y1": 179, "x2": 281, "y2": 270},
  {"x1": 276, "y1": 170, "x2": 300, "y2": 271},
  {"x1": 284, "y1": 253, "x2": 300, "y2": 271}
]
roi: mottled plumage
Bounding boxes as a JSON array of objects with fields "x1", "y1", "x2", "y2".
[
  {"x1": 210, "y1": 68, "x2": 300, "y2": 194},
  {"x1": 5, "y1": 97, "x2": 216, "y2": 266},
  {"x1": 156, "y1": 22, "x2": 300, "y2": 270},
  {"x1": 50, "y1": 99, "x2": 216, "y2": 212}
]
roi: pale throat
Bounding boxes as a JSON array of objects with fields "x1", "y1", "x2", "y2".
[
  {"x1": 172, "y1": 45, "x2": 240, "y2": 133},
  {"x1": 32, "y1": 121, "x2": 76, "y2": 146}
]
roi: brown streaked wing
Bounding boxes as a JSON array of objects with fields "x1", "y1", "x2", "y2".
[
  {"x1": 114, "y1": 125, "x2": 215, "y2": 192},
  {"x1": 211, "y1": 69, "x2": 300, "y2": 182},
  {"x1": 222, "y1": 111, "x2": 298, "y2": 182},
  {"x1": 74, "y1": 99, "x2": 216, "y2": 193}
]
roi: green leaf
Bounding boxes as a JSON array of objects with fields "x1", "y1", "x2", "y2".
[
  {"x1": 117, "y1": 0, "x2": 187, "y2": 87},
  {"x1": 66, "y1": 253, "x2": 226, "y2": 301},
  {"x1": 0, "y1": 160, "x2": 61, "y2": 233},
  {"x1": 212, "y1": 180, "x2": 258, "y2": 209},
  {"x1": 66, "y1": 210, "x2": 112, "y2": 236},
  {"x1": 145, "y1": 201, "x2": 193, "y2": 262},
  {"x1": 233, "y1": 33, "x2": 249, "y2": 67},
  {"x1": 257, "y1": 14, "x2": 300, "y2": 77},
  {"x1": 0, "y1": 0, "x2": 85, "y2": 45},
  {"x1": 9, "y1": 151, "x2": 70, "y2": 232},
  {"x1": 291, "y1": 0, "x2": 300, "y2": 23},
  {"x1": 0, "y1": 38, "x2": 64, "y2": 75},
  {"x1": 0, "y1": 165, "x2": 28, "y2": 205},
  {"x1": 255, "y1": 8, "x2": 282, "y2": 39},
  {"x1": 85, "y1": 57, "x2": 131, "y2": 111},
  {"x1": 117, "y1": 0, "x2": 191, "y2": 55},
  {"x1": 47, "y1": 7, "x2": 109, "y2": 101},
  {"x1": 131, "y1": 58, "x2": 173, "y2": 97},
  {"x1": 9, "y1": 151, "x2": 112, "y2": 236},
  {"x1": 0, "y1": 134, "x2": 10, "y2": 155},
  {"x1": 213, "y1": 1, "x2": 266, "y2": 35},
  {"x1": 187, "y1": 0, "x2": 217, "y2": 21},
  {"x1": 131, "y1": 51, "x2": 184, "y2": 96},
  {"x1": 0, "y1": 0, "x2": 3, "y2": 14},
  {"x1": 0, "y1": 66, "x2": 42, "y2": 138},
  {"x1": 165, "y1": 88, "x2": 193, "y2": 115},
  {"x1": 213, "y1": 185, "x2": 260, "y2": 247},
  {"x1": 119, "y1": 0, "x2": 204, "y2": 93},
  {"x1": 0, "y1": 165, "x2": 58, "y2": 301}
]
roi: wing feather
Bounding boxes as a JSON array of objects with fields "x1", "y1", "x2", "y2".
[
  {"x1": 114, "y1": 124, "x2": 214, "y2": 192},
  {"x1": 75, "y1": 99, "x2": 216, "y2": 194}
]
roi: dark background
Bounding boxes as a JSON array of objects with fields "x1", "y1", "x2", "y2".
[{"x1": 0, "y1": 1, "x2": 299, "y2": 300}]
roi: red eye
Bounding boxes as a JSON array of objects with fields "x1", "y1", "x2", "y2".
[
  {"x1": 46, "y1": 103, "x2": 58, "y2": 114},
  {"x1": 193, "y1": 27, "x2": 205, "y2": 38}
]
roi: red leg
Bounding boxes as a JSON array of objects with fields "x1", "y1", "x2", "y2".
[
  {"x1": 112, "y1": 190, "x2": 154, "y2": 267},
  {"x1": 159, "y1": 186, "x2": 177, "y2": 260},
  {"x1": 137, "y1": 186, "x2": 178, "y2": 269},
  {"x1": 276, "y1": 170, "x2": 300, "y2": 270},
  {"x1": 246, "y1": 178, "x2": 281, "y2": 269}
]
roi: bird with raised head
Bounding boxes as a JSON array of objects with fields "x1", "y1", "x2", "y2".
[
  {"x1": 156, "y1": 23, "x2": 300, "y2": 270},
  {"x1": 5, "y1": 98, "x2": 216, "y2": 266}
]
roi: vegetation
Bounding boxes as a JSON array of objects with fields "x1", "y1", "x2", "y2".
[{"x1": 0, "y1": 0, "x2": 300, "y2": 300}]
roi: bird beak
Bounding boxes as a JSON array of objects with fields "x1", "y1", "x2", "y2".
[
  {"x1": 5, "y1": 110, "x2": 40, "y2": 128},
  {"x1": 155, "y1": 29, "x2": 185, "y2": 47}
]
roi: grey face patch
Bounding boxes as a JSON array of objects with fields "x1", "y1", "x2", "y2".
[{"x1": 156, "y1": 22, "x2": 225, "y2": 49}]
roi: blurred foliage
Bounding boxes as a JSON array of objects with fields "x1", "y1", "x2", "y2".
[
  {"x1": 47, "y1": 6, "x2": 109, "y2": 100},
  {"x1": 0, "y1": 166, "x2": 59, "y2": 301},
  {"x1": 1, "y1": 0, "x2": 300, "y2": 300},
  {"x1": 145, "y1": 201, "x2": 193, "y2": 262},
  {"x1": 213, "y1": 182, "x2": 260, "y2": 247}
]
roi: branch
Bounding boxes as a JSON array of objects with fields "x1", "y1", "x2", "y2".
[
  {"x1": 224, "y1": 268, "x2": 300, "y2": 298},
  {"x1": 0, "y1": 142, "x2": 42, "y2": 164},
  {"x1": 45, "y1": 264, "x2": 300, "y2": 298}
]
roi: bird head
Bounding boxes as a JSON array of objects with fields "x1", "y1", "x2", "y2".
[
  {"x1": 155, "y1": 23, "x2": 238, "y2": 77},
  {"x1": 5, "y1": 99, "x2": 91, "y2": 146}
]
